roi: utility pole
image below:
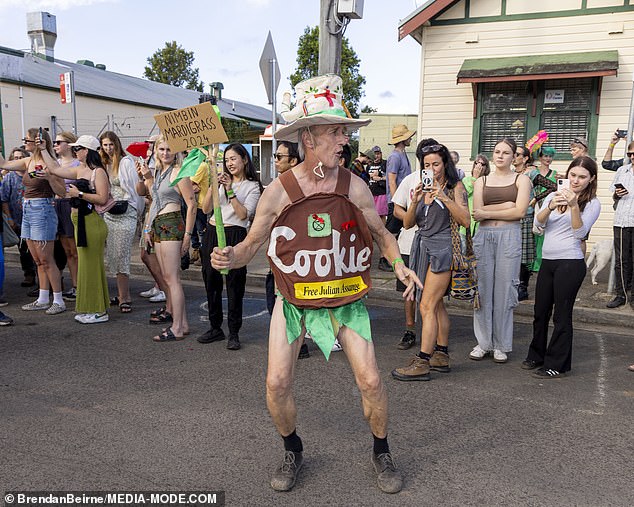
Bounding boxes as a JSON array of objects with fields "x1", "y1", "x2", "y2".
[{"x1": 318, "y1": 0, "x2": 342, "y2": 75}]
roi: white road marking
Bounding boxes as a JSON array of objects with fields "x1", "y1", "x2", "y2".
[
  {"x1": 593, "y1": 333, "x2": 607, "y2": 415},
  {"x1": 197, "y1": 297, "x2": 268, "y2": 322}
]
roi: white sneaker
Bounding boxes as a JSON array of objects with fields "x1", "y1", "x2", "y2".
[
  {"x1": 331, "y1": 339, "x2": 343, "y2": 352},
  {"x1": 149, "y1": 290, "x2": 166, "y2": 303},
  {"x1": 469, "y1": 345, "x2": 489, "y2": 360},
  {"x1": 76, "y1": 312, "x2": 109, "y2": 324},
  {"x1": 140, "y1": 286, "x2": 160, "y2": 298},
  {"x1": 22, "y1": 300, "x2": 50, "y2": 311},
  {"x1": 45, "y1": 302, "x2": 66, "y2": 315},
  {"x1": 493, "y1": 349, "x2": 508, "y2": 363}
]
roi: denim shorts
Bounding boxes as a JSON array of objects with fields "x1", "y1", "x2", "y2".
[
  {"x1": 152, "y1": 211, "x2": 184, "y2": 242},
  {"x1": 21, "y1": 198, "x2": 58, "y2": 242}
]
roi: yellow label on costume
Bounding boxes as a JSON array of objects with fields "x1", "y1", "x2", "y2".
[{"x1": 295, "y1": 276, "x2": 367, "y2": 300}]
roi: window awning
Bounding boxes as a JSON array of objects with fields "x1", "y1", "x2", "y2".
[{"x1": 457, "y1": 51, "x2": 618, "y2": 84}]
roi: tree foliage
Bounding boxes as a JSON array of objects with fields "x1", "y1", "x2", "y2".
[
  {"x1": 144, "y1": 41, "x2": 203, "y2": 92},
  {"x1": 289, "y1": 26, "x2": 367, "y2": 118}
]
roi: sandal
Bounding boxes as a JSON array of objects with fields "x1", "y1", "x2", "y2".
[
  {"x1": 119, "y1": 302, "x2": 132, "y2": 313},
  {"x1": 149, "y1": 310, "x2": 172, "y2": 324},
  {"x1": 153, "y1": 327, "x2": 184, "y2": 342},
  {"x1": 162, "y1": 327, "x2": 190, "y2": 336},
  {"x1": 110, "y1": 296, "x2": 119, "y2": 306},
  {"x1": 150, "y1": 306, "x2": 166, "y2": 317}
]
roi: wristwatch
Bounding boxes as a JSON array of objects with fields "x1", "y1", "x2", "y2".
[{"x1": 78, "y1": 191, "x2": 84, "y2": 199}]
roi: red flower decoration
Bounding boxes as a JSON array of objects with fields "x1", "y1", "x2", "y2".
[{"x1": 341, "y1": 220, "x2": 357, "y2": 231}]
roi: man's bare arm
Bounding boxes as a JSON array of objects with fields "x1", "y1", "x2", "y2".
[{"x1": 211, "y1": 179, "x2": 287, "y2": 270}]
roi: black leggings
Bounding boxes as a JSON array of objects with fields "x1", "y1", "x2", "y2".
[
  {"x1": 527, "y1": 258, "x2": 586, "y2": 373},
  {"x1": 200, "y1": 224, "x2": 247, "y2": 335}
]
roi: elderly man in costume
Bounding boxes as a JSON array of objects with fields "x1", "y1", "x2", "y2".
[{"x1": 211, "y1": 74, "x2": 421, "y2": 494}]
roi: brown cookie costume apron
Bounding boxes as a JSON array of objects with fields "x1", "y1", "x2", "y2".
[{"x1": 267, "y1": 168, "x2": 374, "y2": 358}]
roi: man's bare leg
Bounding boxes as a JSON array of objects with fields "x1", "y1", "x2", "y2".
[
  {"x1": 267, "y1": 297, "x2": 305, "y2": 491},
  {"x1": 339, "y1": 326, "x2": 403, "y2": 493}
]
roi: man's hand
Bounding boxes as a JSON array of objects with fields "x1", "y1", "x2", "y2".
[
  {"x1": 211, "y1": 245, "x2": 235, "y2": 271},
  {"x1": 394, "y1": 262, "x2": 422, "y2": 301}
]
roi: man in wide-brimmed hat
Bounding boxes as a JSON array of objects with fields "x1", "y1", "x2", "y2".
[
  {"x1": 212, "y1": 74, "x2": 420, "y2": 494},
  {"x1": 385, "y1": 125, "x2": 416, "y2": 236}
]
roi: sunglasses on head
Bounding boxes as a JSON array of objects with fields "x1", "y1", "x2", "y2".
[
  {"x1": 572, "y1": 138, "x2": 588, "y2": 148},
  {"x1": 273, "y1": 153, "x2": 290, "y2": 161},
  {"x1": 421, "y1": 144, "x2": 443, "y2": 154}
]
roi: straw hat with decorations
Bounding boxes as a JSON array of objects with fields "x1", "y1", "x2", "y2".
[{"x1": 275, "y1": 74, "x2": 371, "y2": 143}]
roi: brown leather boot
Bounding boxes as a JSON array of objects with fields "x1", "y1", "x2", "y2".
[
  {"x1": 391, "y1": 356, "x2": 430, "y2": 381},
  {"x1": 430, "y1": 350, "x2": 451, "y2": 373}
]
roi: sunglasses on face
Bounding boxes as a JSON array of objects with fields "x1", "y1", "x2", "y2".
[
  {"x1": 53, "y1": 140, "x2": 66, "y2": 145},
  {"x1": 628, "y1": 152, "x2": 634, "y2": 157},
  {"x1": 273, "y1": 153, "x2": 290, "y2": 161},
  {"x1": 71, "y1": 146, "x2": 86, "y2": 153},
  {"x1": 22, "y1": 138, "x2": 35, "y2": 143}
]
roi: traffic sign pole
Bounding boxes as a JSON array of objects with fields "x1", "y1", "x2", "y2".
[{"x1": 271, "y1": 58, "x2": 277, "y2": 180}]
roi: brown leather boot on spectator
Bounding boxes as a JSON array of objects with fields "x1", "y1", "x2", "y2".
[{"x1": 430, "y1": 350, "x2": 451, "y2": 372}]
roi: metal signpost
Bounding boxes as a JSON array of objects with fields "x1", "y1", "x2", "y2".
[{"x1": 259, "y1": 31, "x2": 281, "y2": 181}]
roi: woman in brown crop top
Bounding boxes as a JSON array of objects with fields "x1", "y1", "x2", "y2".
[
  {"x1": 0, "y1": 129, "x2": 67, "y2": 314},
  {"x1": 469, "y1": 138, "x2": 531, "y2": 364}
]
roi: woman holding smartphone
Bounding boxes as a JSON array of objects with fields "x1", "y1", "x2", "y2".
[
  {"x1": 470, "y1": 138, "x2": 531, "y2": 363},
  {"x1": 48, "y1": 135, "x2": 112, "y2": 324},
  {"x1": 0, "y1": 128, "x2": 67, "y2": 315},
  {"x1": 391, "y1": 142, "x2": 470, "y2": 381},
  {"x1": 523, "y1": 156, "x2": 600, "y2": 378}
]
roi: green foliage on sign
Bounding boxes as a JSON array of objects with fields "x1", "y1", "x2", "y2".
[
  {"x1": 144, "y1": 41, "x2": 203, "y2": 92},
  {"x1": 289, "y1": 26, "x2": 368, "y2": 118}
]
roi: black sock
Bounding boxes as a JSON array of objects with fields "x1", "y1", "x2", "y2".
[
  {"x1": 373, "y1": 434, "x2": 390, "y2": 455},
  {"x1": 435, "y1": 345, "x2": 448, "y2": 354},
  {"x1": 417, "y1": 351, "x2": 431, "y2": 360},
  {"x1": 282, "y1": 430, "x2": 303, "y2": 453}
]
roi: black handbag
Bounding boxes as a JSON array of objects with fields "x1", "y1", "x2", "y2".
[{"x1": 107, "y1": 200, "x2": 129, "y2": 215}]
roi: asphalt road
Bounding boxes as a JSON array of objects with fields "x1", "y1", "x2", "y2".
[{"x1": 1, "y1": 266, "x2": 633, "y2": 507}]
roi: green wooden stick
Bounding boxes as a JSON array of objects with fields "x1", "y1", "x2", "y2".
[{"x1": 206, "y1": 145, "x2": 228, "y2": 275}]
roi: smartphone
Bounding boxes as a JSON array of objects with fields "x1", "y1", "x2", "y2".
[
  {"x1": 614, "y1": 183, "x2": 628, "y2": 192},
  {"x1": 616, "y1": 129, "x2": 628, "y2": 139},
  {"x1": 28, "y1": 164, "x2": 43, "y2": 178},
  {"x1": 557, "y1": 178, "x2": 570, "y2": 192},
  {"x1": 421, "y1": 169, "x2": 434, "y2": 192},
  {"x1": 38, "y1": 126, "x2": 43, "y2": 142}
]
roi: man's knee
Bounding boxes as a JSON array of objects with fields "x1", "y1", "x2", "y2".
[
  {"x1": 356, "y1": 367, "x2": 383, "y2": 397},
  {"x1": 267, "y1": 369, "x2": 294, "y2": 399}
]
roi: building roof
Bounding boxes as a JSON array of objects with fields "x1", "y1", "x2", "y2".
[
  {"x1": 457, "y1": 51, "x2": 619, "y2": 83},
  {"x1": 398, "y1": 0, "x2": 454, "y2": 41},
  {"x1": 0, "y1": 45, "x2": 273, "y2": 125}
]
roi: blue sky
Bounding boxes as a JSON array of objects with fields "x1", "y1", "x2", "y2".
[{"x1": 0, "y1": 0, "x2": 423, "y2": 113}]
